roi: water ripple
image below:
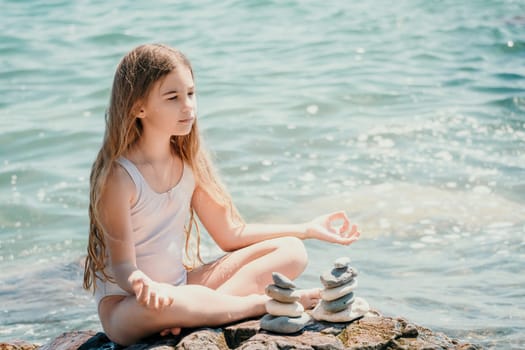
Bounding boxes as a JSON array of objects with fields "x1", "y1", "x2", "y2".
[{"x1": 1, "y1": 0, "x2": 525, "y2": 346}]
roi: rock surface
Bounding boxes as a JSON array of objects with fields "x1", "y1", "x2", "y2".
[
  {"x1": 0, "y1": 340, "x2": 40, "y2": 350},
  {"x1": 2, "y1": 311, "x2": 481, "y2": 350}
]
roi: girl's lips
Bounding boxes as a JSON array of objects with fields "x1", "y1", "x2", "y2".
[{"x1": 178, "y1": 117, "x2": 195, "y2": 123}]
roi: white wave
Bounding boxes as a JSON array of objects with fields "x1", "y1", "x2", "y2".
[{"x1": 273, "y1": 182, "x2": 525, "y2": 237}]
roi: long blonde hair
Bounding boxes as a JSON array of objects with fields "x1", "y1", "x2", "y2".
[{"x1": 83, "y1": 43, "x2": 242, "y2": 292}]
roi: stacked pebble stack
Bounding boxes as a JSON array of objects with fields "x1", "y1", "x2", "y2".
[
  {"x1": 312, "y1": 257, "x2": 370, "y2": 322},
  {"x1": 259, "y1": 272, "x2": 311, "y2": 334}
]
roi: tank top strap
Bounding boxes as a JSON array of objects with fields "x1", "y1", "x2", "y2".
[{"x1": 116, "y1": 157, "x2": 144, "y2": 199}]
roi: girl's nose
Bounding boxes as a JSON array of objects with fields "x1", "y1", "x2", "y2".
[{"x1": 182, "y1": 96, "x2": 194, "y2": 112}]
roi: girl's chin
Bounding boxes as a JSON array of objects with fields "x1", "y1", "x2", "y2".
[{"x1": 171, "y1": 126, "x2": 193, "y2": 137}]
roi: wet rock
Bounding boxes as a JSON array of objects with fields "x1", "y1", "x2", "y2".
[
  {"x1": 223, "y1": 320, "x2": 259, "y2": 348},
  {"x1": 40, "y1": 330, "x2": 98, "y2": 350},
  {"x1": 7, "y1": 311, "x2": 481, "y2": 350},
  {"x1": 238, "y1": 331, "x2": 345, "y2": 350},
  {"x1": 339, "y1": 316, "x2": 482, "y2": 350},
  {"x1": 175, "y1": 328, "x2": 226, "y2": 350},
  {"x1": 0, "y1": 340, "x2": 39, "y2": 350}
]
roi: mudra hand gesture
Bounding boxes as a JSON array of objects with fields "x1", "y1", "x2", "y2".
[{"x1": 305, "y1": 211, "x2": 360, "y2": 245}]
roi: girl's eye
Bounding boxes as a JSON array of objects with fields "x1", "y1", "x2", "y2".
[
  {"x1": 188, "y1": 92, "x2": 194, "y2": 96},
  {"x1": 168, "y1": 95, "x2": 178, "y2": 100}
]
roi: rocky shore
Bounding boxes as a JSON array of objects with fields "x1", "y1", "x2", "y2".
[{"x1": 1, "y1": 310, "x2": 481, "y2": 350}]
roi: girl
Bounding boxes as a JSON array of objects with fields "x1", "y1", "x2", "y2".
[{"x1": 83, "y1": 43, "x2": 360, "y2": 346}]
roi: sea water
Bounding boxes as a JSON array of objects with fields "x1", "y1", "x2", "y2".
[{"x1": 1, "y1": 0, "x2": 524, "y2": 348}]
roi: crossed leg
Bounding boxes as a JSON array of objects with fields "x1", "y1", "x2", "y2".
[
  {"x1": 188, "y1": 236, "x2": 308, "y2": 294},
  {"x1": 99, "y1": 237, "x2": 320, "y2": 344},
  {"x1": 159, "y1": 236, "x2": 321, "y2": 336},
  {"x1": 189, "y1": 236, "x2": 321, "y2": 307}
]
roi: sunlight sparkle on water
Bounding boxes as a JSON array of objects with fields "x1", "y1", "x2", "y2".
[
  {"x1": 299, "y1": 172, "x2": 316, "y2": 182},
  {"x1": 306, "y1": 105, "x2": 319, "y2": 115}
]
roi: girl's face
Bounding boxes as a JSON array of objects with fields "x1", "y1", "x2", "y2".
[{"x1": 138, "y1": 65, "x2": 196, "y2": 137}]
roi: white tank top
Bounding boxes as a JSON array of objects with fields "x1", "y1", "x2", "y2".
[{"x1": 94, "y1": 157, "x2": 195, "y2": 304}]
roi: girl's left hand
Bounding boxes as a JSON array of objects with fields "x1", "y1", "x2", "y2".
[
  {"x1": 304, "y1": 211, "x2": 360, "y2": 245},
  {"x1": 130, "y1": 274, "x2": 175, "y2": 310}
]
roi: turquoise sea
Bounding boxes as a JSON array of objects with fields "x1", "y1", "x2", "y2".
[{"x1": 1, "y1": 0, "x2": 524, "y2": 348}]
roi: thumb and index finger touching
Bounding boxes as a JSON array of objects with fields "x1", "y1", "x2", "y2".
[{"x1": 325, "y1": 210, "x2": 361, "y2": 244}]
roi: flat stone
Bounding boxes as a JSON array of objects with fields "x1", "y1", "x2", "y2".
[
  {"x1": 320, "y1": 266, "x2": 357, "y2": 288},
  {"x1": 334, "y1": 257, "x2": 351, "y2": 269},
  {"x1": 266, "y1": 300, "x2": 304, "y2": 317},
  {"x1": 312, "y1": 297, "x2": 369, "y2": 322},
  {"x1": 265, "y1": 284, "x2": 300, "y2": 303},
  {"x1": 259, "y1": 313, "x2": 311, "y2": 334},
  {"x1": 321, "y1": 279, "x2": 358, "y2": 301},
  {"x1": 272, "y1": 272, "x2": 296, "y2": 289},
  {"x1": 321, "y1": 291, "x2": 355, "y2": 313}
]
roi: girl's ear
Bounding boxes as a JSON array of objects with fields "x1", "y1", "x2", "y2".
[{"x1": 132, "y1": 101, "x2": 146, "y2": 119}]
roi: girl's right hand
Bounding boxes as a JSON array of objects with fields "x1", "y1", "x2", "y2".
[
  {"x1": 304, "y1": 211, "x2": 360, "y2": 245},
  {"x1": 129, "y1": 271, "x2": 175, "y2": 310}
]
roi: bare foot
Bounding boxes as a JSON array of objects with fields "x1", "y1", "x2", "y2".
[
  {"x1": 160, "y1": 327, "x2": 181, "y2": 337},
  {"x1": 296, "y1": 288, "x2": 322, "y2": 310}
]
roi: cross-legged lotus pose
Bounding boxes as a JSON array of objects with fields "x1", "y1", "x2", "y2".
[{"x1": 83, "y1": 43, "x2": 360, "y2": 346}]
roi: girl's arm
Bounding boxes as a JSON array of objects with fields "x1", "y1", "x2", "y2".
[
  {"x1": 98, "y1": 164, "x2": 141, "y2": 293},
  {"x1": 99, "y1": 164, "x2": 175, "y2": 309},
  {"x1": 191, "y1": 186, "x2": 360, "y2": 252}
]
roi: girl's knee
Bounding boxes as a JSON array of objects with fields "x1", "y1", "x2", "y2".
[{"x1": 274, "y1": 236, "x2": 308, "y2": 269}]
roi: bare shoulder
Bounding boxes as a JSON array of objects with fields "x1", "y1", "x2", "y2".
[{"x1": 102, "y1": 161, "x2": 136, "y2": 205}]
